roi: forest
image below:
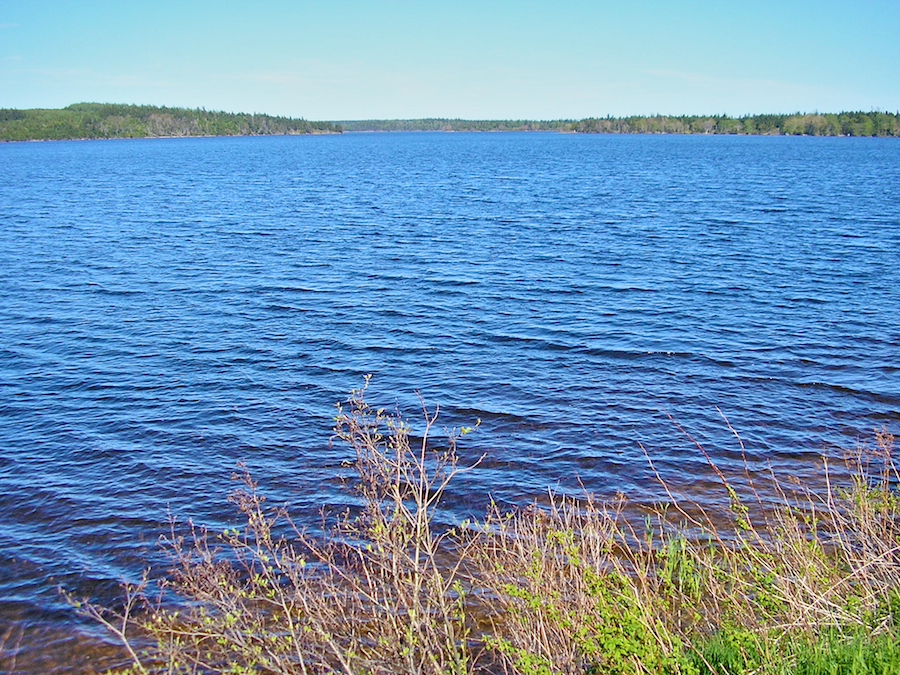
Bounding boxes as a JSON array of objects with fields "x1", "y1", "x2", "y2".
[
  {"x1": 2, "y1": 104, "x2": 898, "y2": 141},
  {"x1": 342, "y1": 111, "x2": 900, "y2": 135},
  {"x1": 0, "y1": 103, "x2": 341, "y2": 141}
]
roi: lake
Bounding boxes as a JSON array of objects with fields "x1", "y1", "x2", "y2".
[{"x1": 1, "y1": 132, "x2": 898, "y2": 672}]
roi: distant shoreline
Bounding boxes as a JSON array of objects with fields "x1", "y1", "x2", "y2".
[
  {"x1": 2, "y1": 103, "x2": 898, "y2": 142},
  {"x1": 338, "y1": 112, "x2": 900, "y2": 136},
  {"x1": 5, "y1": 129, "x2": 341, "y2": 143},
  {"x1": 0, "y1": 103, "x2": 342, "y2": 143}
]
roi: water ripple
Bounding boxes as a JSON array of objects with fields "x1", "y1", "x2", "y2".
[{"x1": 0, "y1": 133, "x2": 898, "y2": 671}]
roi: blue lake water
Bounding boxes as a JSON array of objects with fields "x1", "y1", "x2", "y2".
[{"x1": 1, "y1": 132, "x2": 899, "y2": 671}]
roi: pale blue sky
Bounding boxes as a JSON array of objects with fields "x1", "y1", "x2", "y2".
[{"x1": 2, "y1": 0, "x2": 898, "y2": 120}]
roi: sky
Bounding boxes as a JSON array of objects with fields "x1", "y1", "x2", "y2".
[{"x1": 1, "y1": 0, "x2": 898, "y2": 120}]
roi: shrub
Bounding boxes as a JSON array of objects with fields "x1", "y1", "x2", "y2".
[
  {"x1": 74, "y1": 383, "x2": 900, "y2": 675},
  {"x1": 76, "y1": 377, "x2": 481, "y2": 675}
]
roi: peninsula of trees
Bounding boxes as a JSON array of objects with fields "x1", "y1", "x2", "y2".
[
  {"x1": 2, "y1": 104, "x2": 898, "y2": 141},
  {"x1": 0, "y1": 103, "x2": 341, "y2": 141}
]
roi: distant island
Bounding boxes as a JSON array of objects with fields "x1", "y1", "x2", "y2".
[{"x1": 1, "y1": 103, "x2": 898, "y2": 141}]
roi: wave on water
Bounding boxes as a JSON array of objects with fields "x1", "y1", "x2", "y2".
[{"x1": 0, "y1": 132, "x2": 898, "y2": 673}]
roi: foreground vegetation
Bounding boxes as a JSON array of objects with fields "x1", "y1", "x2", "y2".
[
  {"x1": 0, "y1": 103, "x2": 341, "y2": 141},
  {"x1": 77, "y1": 380, "x2": 900, "y2": 674}
]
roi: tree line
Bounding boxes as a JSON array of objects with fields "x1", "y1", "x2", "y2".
[
  {"x1": 0, "y1": 103, "x2": 342, "y2": 141},
  {"x1": 342, "y1": 111, "x2": 900, "y2": 136},
  {"x1": 2, "y1": 104, "x2": 898, "y2": 141},
  {"x1": 337, "y1": 118, "x2": 574, "y2": 132}
]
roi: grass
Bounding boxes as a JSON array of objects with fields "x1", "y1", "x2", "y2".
[{"x1": 73, "y1": 379, "x2": 900, "y2": 674}]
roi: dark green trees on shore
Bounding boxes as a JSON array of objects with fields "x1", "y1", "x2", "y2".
[
  {"x1": 569, "y1": 111, "x2": 900, "y2": 136},
  {"x1": 1, "y1": 104, "x2": 898, "y2": 141},
  {"x1": 343, "y1": 111, "x2": 900, "y2": 136},
  {"x1": 0, "y1": 103, "x2": 341, "y2": 141}
]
